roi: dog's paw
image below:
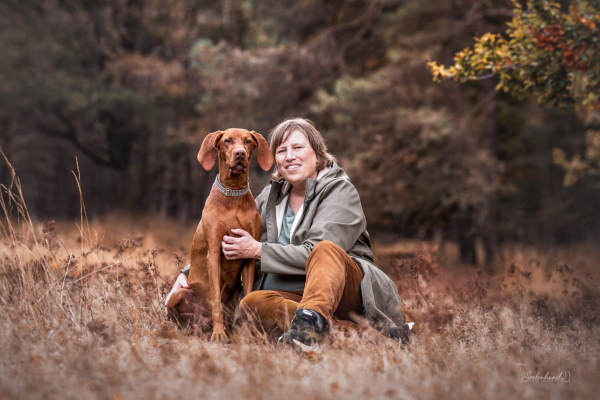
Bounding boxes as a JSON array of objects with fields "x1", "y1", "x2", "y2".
[{"x1": 210, "y1": 324, "x2": 229, "y2": 343}]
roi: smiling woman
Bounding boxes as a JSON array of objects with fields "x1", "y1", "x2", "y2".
[{"x1": 169, "y1": 118, "x2": 411, "y2": 348}]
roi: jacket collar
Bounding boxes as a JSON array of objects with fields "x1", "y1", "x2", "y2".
[{"x1": 271, "y1": 163, "x2": 336, "y2": 206}]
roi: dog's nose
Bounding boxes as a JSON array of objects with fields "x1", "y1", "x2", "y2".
[{"x1": 234, "y1": 149, "x2": 247, "y2": 159}]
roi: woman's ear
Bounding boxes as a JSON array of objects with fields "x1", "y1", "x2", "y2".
[
  {"x1": 197, "y1": 130, "x2": 224, "y2": 170},
  {"x1": 250, "y1": 130, "x2": 274, "y2": 171}
]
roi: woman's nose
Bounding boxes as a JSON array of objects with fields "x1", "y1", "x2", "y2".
[{"x1": 285, "y1": 150, "x2": 295, "y2": 160}]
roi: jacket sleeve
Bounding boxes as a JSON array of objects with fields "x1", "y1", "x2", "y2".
[
  {"x1": 260, "y1": 179, "x2": 367, "y2": 275},
  {"x1": 180, "y1": 264, "x2": 190, "y2": 276}
]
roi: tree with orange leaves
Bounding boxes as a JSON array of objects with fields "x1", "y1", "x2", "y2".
[{"x1": 429, "y1": 0, "x2": 600, "y2": 184}]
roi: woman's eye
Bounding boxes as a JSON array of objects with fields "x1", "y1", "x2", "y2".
[{"x1": 277, "y1": 150, "x2": 285, "y2": 154}]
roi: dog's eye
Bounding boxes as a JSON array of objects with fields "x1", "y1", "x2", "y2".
[
  {"x1": 224, "y1": 139, "x2": 231, "y2": 143},
  {"x1": 245, "y1": 140, "x2": 252, "y2": 144}
]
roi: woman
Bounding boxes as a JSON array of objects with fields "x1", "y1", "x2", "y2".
[{"x1": 166, "y1": 118, "x2": 410, "y2": 347}]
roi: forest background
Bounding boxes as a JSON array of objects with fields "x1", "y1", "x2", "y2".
[{"x1": 2, "y1": 0, "x2": 599, "y2": 263}]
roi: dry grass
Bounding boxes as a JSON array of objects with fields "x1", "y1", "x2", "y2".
[{"x1": 1, "y1": 160, "x2": 599, "y2": 400}]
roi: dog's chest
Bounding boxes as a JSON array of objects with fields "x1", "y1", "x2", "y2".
[{"x1": 204, "y1": 193, "x2": 260, "y2": 231}]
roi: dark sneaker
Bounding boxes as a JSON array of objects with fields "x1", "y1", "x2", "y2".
[
  {"x1": 389, "y1": 322, "x2": 414, "y2": 344},
  {"x1": 278, "y1": 309, "x2": 329, "y2": 348}
]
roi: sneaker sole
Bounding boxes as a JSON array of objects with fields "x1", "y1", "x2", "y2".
[
  {"x1": 292, "y1": 339, "x2": 317, "y2": 352},
  {"x1": 277, "y1": 335, "x2": 319, "y2": 353}
]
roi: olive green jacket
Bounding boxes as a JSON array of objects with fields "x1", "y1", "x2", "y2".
[{"x1": 255, "y1": 162, "x2": 405, "y2": 330}]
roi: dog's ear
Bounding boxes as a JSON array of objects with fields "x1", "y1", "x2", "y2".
[
  {"x1": 250, "y1": 130, "x2": 274, "y2": 171},
  {"x1": 198, "y1": 130, "x2": 224, "y2": 170}
]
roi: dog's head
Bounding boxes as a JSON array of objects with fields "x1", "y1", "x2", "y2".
[{"x1": 197, "y1": 128, "x2": 274, "y2": 175}]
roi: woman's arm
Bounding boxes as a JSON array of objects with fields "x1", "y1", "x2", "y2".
[
  {"x1": 219, "y1": 179, "x2": 365, "y2": 270},
  {"x1": 164, "y1": 273, "x2": 189, "y2": 317}
]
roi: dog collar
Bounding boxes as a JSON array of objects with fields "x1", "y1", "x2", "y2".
[{"x1": 214, "y1": 175, "x2": 250, "y2": 197}]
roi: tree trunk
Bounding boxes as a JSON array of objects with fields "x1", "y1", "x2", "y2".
[{"x1": 455, "y1": 206, "x2": 477, "y2": 265}]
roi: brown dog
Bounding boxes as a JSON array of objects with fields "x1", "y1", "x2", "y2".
[{"x1": 167, "y1": 128, "x2": 273, "y2": 342}]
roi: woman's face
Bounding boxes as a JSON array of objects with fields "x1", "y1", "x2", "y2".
[{"x1": 275, "y1": 130, "x2": 318, "y2": 186}]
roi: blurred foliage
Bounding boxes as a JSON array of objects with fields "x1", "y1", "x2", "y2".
[
  {"x1": 553, "y1": 111, "x2": 600, "y2": 185},
  {"x1": 428, "y1": 0, "x2": 600, "y2": 108},
  {"x1": 312, "y1": 73, "x2": 498, "y2": 232},
  {"x1": 428, "y1": 0, "x2": 600, "y2": 185},
  {"x1": 1, "y1": 0, "x2": 599, "y2": 248}
]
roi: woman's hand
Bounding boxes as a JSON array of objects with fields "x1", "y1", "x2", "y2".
[
  {"x1": 222, "y1": 229, "x2": 261, "y2": 260},
  {"x1": 164, "y1": 273, "x2": 189, "y2": 318}
]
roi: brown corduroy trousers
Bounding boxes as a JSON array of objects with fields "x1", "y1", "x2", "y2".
[{"x1": 237, "y1": 240, "x2": 364, "y2": 339}]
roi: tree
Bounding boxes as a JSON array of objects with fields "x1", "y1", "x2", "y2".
[{"x1": 428, "y1": 0, "x2": 600, "y2": 184}]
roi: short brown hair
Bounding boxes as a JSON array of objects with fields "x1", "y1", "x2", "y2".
[{"x1": 268, "y1": 118, "x2": 336, "y2": 179}]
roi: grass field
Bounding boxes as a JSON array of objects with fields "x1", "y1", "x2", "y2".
[{"x1": 1, "y1": 166, "x2": 599, "y2": 399}]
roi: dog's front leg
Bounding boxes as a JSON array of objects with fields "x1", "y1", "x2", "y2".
[
  {"x1": 242, "y1": 258, "x2": 256, "y2": 296},
  {"x1": 206, "y1": 248, "x2": 228, "y2": 343}
]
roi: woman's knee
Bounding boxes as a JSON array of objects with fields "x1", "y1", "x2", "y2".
[
  {"x1": 313, "y1": 240, "x2": 342, "y2": 252},
  {"x1": 307, "y1": 240, "x2": 346, "y2": 266}
]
